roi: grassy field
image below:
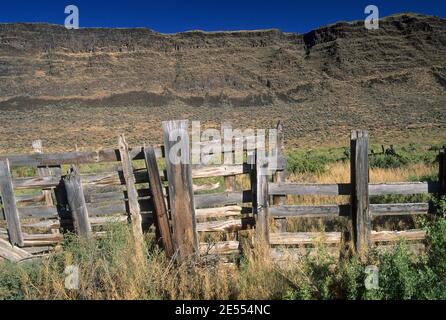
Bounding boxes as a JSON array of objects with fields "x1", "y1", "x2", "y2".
[{"x1": 1, "y1": 101, "x2": 446, "y2": 155}]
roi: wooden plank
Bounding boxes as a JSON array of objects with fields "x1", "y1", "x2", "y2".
[
  {"x1": 370, "y1": 203, "x2": 429, "y2": 216},
  {"x1": 350, "y1": 130, "x2": 371, "y2": 254},
  {"x1": 0, "y1": 238, "x2": 32, "y2": 262},
  {"x1": 270, "y1": 205, "x2": 350, "y2": 218},
  {"x1": 88, "y1": 215, "x2": 128, "y2": 226},
  {"x1": 192, "y1": 164, "x2": 248, "y2": 179},
  {"x1": 18, "y1": 206, "x2": 59, "y2": 219},
  {"x1": 270, "y1": 232, "x2": 342, "y2": 245},
  {"x1": 0, "y1": 160, "x2": 24, "y2": 246},
  {"x1": 268, "y1": 183, "x2": 351, "y2": 196},
  {"x1": 84, "y1": 202, "x2": 126, "y2": 217},
  {"x1": 144, "y1": 145, "x2": 174, "y2": 258},
  {"x1": 84, "y1": 190, "x2": 125, "y2": 203},
  {"x1": 22, "y1": 233, "x2": 64, "y2": 247},
  {"x1": 273, "y1": 121, "x2": 287, "y2": 232},
  {"x1": 1, "y1": 145, "x2": 164, "y2": 167},
  {"x1": 83, "y1": 189, "x2": 151, "y2": 203},
  {"x1": 199, "y1": 241, "x2": 240, "y2": 255},
  {"x1": 369, "y1": 182, "x2": 439, "y2": 195},
  {"x1": 196, "y1": 219, "x2": 242, "y2": 232},
  {"x1": 16, "y1": 193, "x2": 46, "y2": 205},
  {"x1": 13, "y1": 175, "x2": 61, "y2": 190},
  {"x1": 193, "y1": 183, "x2": 220, "y2": 193},
  {"x1": 86, "y1": 199, "x2": 153, "y2": 217},
  {"x1": 63, "y1": 166, "x2": 92, "y2": 237},
  {"x1": 22, "y1": 219, "x2": 60, "y2": 229},
  {"x1": 119, "y1": 135, "x2": 143, "y2": 240},
  {"x1": 255, "y1": 155, "x2": 270, "y2": 243},
  {"x1": 440, "y1": 148, "x2": 446, "y2": 195},
  {"x1": 371, "y1": 230, "x2": 426, "y2": 242},
  {"x1": 196, "y1": 206, "x2": 243, "y2": 219},
  {"x1": 268, "y1": 182, "x2": 439, "y2": 196},
  {"x1": 194, "y1": 191, "x2": 252, "y2": 208},
  {"x1": 0, "y1": 232, "x2": 64, "y2": 247},
  {"x1": 163, "y1": 120, "x2": 198, "y2": 260},
  {"x1": 81, "y1": 169, "x2": 152, "y2": 187}
]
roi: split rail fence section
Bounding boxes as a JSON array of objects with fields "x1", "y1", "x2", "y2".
[{"x1": 1, "y1": 122, "x2": 445, "y2": 262}]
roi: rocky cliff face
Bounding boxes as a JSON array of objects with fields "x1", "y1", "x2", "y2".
[
  {"x1": 0, "y1": 13, "x2": 445, "y2": 152},
  {"x1": 0, "y1": 13, "x2": 445, "y2": 108}
]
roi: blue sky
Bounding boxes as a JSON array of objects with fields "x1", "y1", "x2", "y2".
[{"x1": 0, "y1": 0, "x2": 445, "y2": 33}]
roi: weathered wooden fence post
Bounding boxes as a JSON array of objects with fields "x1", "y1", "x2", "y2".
[
  {"x1": 144, "y1": 145, "x2": 174, "y2": 258},
  {"x1": 32, "y1": 140, "x2": 63, "y2": 201},
  {"x1": 350, "y1": 130, "x2": 371, "y2": 255},
  {"x1": 118, "y1": 135, "x2": 144, "y2": 241},
  {"x1": 255, "y1": 153, "x2": 270, "y2": 244},
  {"x1": 32, "y1": 140, "x2": 62, "y2": 235},
  {"x1": 162, "y1": 120, "x2": 198, "y2": 260},
  {"x1": 222, "y1": 121, "x2": 237, "y2": 192},
  {"x1": 439, "y1": 147, "x2": 446, "y2": 196},
  {"x1": 0, "y1": 159, "x2": 24, "y2": 247},
  {"x1": 273, "y1": 121, "x2": 287, "y2": 232},
  {"x1": 63, "y1": 166, "x2": 91, "y2": 237}
]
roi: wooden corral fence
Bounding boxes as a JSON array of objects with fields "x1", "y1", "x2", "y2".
[
  {"x1": 0, "y1": 122, "x2": 445, "y2": 263},
  {"x1": 267, "y1": 130, "x2": 446, "y2": 260}
]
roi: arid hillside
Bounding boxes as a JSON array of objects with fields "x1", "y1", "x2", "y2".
[{"x1": 0, "y1": 13, "x2": 445, "y2": 152}]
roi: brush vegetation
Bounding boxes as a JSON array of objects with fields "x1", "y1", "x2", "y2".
[{"x1": 1, "y1": 214, "x2": 446, "y2": 300}]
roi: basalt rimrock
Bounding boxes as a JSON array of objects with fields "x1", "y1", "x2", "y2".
[
  {"x1": 0, "y1": 13, "x2": 445, "y2": 152},
  {"x1": 0, "y1": 13, "x2": 445, "y2": 107}
]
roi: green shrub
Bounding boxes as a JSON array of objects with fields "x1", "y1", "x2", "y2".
[
  {"x1": 369, "y1": 153, "x2": 410, "y2": 169},
  {"x1": 286, "y1": 149, "x2": 345, "y2": 174},
  {"x1": 287, "y1": 153, "x2": 330, "y2": 174},
  {"x1": 424, "y1": 214, "x2": 446, "y2": 278}
]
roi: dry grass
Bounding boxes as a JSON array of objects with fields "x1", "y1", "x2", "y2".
[{"x1": 278, "y1": 162, "x2": 437, "y2": 233}]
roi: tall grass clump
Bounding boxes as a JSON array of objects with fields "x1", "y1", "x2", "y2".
[{"x1": 1, "y1": 207, "x2": 446, "y2": 300}]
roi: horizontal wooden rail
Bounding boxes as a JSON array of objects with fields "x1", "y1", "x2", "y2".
[
  {"x1": 369, "y1": 182, "x2": 440, "y2": 195},
  {"x1": 84, "y1": 189, "x2": 151, "y2": 203},
  {"x1": 269, "y1": 232, "x2": 342, "y2": 245},
  {"x1": 196, "y1": 206, "x2": 245, "y2": 219},
  {"x1": 22, "y1": 219, "x2": 60, "y2": 229},
  {"x1": 18, "y1": 206, "x2": 59, "y2": 219},
  {"x1": 269, "y1": 183, "x2": 351, "y2": 196},
  {"x1": 269, "y1": 182, "x2": 441, "y2": 196},
  {"x1": 197, "y1": 219, "x2": 243, "y2": 232},
  {"x1": 269, "y1": 203, "x2": 430, "y2": 218},
  {"x1": 81, "y1": 169, "x2": 150, "y2": 187},
  {"x1": 87, "y1": 199, "x2": 153, "y2": 217},
  {"x1": 192, "y1": 164, "x2": 250, "y2": 178},
  {"x1": 1, "y1": 146, "x2": 164, "y2": 167},
  {"x1": 16, "y1": 193, "x2": 46, "y2": 205},
  {"x1": 370, "y1": 203, "x2": 429, "y2": 216},
  {"x1": 195, "y1": 191, "x2": 252, "y2": 209},
  {"x1": 0, "y1": 232, "x2": 64, "y2": 247},
  {"x1": 269, "y1": 205, "x2": 349, "y2": 218},
  {"x1": 199, "y1": 241, "x2": 240, "y2": 255},
  {"x1": 371, "y1": 229, "x2": 426, "y2": 242},
  {"x1": 13, "y1": 176, "x2": 61, "y2": 190}
]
